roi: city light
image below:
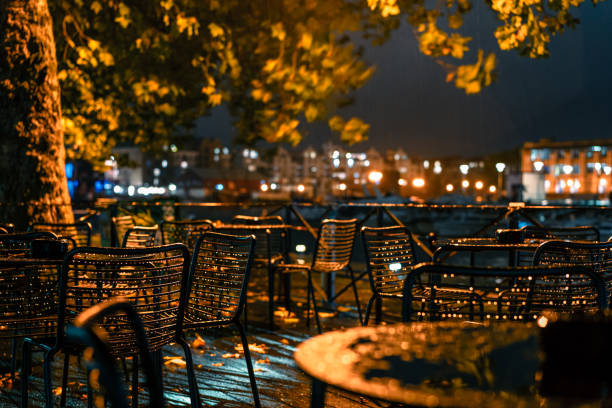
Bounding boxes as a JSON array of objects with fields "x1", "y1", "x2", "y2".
[
  {"x1": 270, "y1": 183, "x2": 278, "y2": 190},
  {"x1": 368, "y1": 170, "x2": 383, "y2": 184},
  {"x1": 333, "y1": 158, "x2": 340, "y2": 168},
  {"x1": 180, "y1": 160, "x2": 188, "y2": 169},
  {"x1": 113, "y1": 185, "x2": 124, "y2": 194},
  {"x1": 398, "y1": 178, "x2": 408, "y2": 187},
  {"x1": 215, "y1": 183, "x2": 224, "y2": 191},
  {"x1": 562, "y1": 164, "x2": 573, "y2": 175},
  {"x1": 446, "y1": 184, "x2": 454, "y2": 192},
  {"x1": 461, "y1": 180, "x2": 469, "y2": 188},
  {"x1": 495, "y1": 162, "x2": 506, "y2": 173},
  {"x1": 168, "y1": 183, "x2": 177, "y2": 192},
  {"x1": 475, "y1": 180, "x2": 484, "y2": 190},
  {"x1": 153, "y1": 168, "x2": 161, "y2": 176},
  {"x1": 337, "y1": 183, "x2": 347, "y2": 191},
  {"x1": 297, "y1": 184, "x2": 305, "y2": 192},
  {"x1": 170, "y1": 144, "x2": 178, "y2": 153},
  {"x1": 161, "y1": 160, "x2": 168, "y2": 168},
  {"x1": 423, "y1": 160, "x2": 430, "y2": 169},
  {"x1": 533, "y1": 161, "x2": 544, "y2": 171},
  {"x1": 260, "y1": 184, "x2": 269, "y2": 192},
  {"x1": 459, "y1": 164, "x2": 469, "y2": 175},
  {"x1": 433, "y1": 163, "x2": 442, "y2": 174},
  {"x1": 489, "y1": 185, "x2": 497, "y2": 193},
  {"x1": 412, "y1": 177, "x2": 425, "y2": 188},
  {"x1": 296, "y1": 244, "x2": 306, "y2": 253},
  {"x1": 128, "y1": 185, "x2": 135, "y2": 196}
]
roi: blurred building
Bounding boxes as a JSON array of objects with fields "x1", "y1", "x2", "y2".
[{"x1": 521, "y1": 138, "x2": 612, "y2": 200}]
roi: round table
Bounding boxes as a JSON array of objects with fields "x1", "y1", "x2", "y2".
[{"x1": 294, "y1": 321, "x2": 606, "y2": 407}]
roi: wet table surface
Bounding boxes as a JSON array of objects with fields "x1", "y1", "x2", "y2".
[{"x1": 294, "y1": 321, "x2": 606, "y2": 407}]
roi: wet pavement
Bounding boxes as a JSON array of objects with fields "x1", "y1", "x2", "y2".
[{"x1": 0, "y1": 265, "x2": 403, "y2": 407}]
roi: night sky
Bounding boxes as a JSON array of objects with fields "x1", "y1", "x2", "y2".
[{"x1": 196, "y1": 1, "x2": 612, "y2": 158}]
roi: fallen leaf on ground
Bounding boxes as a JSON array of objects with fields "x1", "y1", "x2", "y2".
[
  {"x1": 222, "y1": 353, "x2": 240, "y2": 359},
  {"x1": 256, "y1": 357, "x2": 270, "y2": 364},
  {"x1": 163, "y1": 357, "x2": 186, "y2": 369},
  {"x1": 280, "y1": 338, "x2": 290, "y2": 344},
  {"x1": 234, "y1": 343, "x2": 267, "y2": 354},
  {"x1": 337, "y1": 306, "x2": 352, "y2": 312},
  {"x1": 191, "y1": 333, "x2": 206, "y2": 349},
  {"x1": 212, "y1": 362, "x2": 224, "y2": 367}
]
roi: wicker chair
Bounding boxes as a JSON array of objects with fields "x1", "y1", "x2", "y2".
[
  {"x1": 402, "y1": 263, "x2": 607, "y2": 322},
  {"x1": 521, "y1": 225, "x2": 600, "y2": 242},
  {"x1": 361, "y1": 226, "x2": 417, "y2": 326},
  {"x1": 22, "y1": 244, "x2": 198, "y2": 408},
  {"x1": 65, "y1": 298, "x2": 163, "y2": 408},
  {"x1": 275, "y1": 218, "x2": 361, "y2": 332},
  {"x1": 160, "y1": 219, "x2": 213, "y2": 250},
  {"x1": 31, "y1": 221, "x2": 92, "y2": 248},
  {"x1": 112, "y1": 216, "x2": 135, "y2": 247},
  {"x1": 121, "y1": 225, "x2": 159, "y2": 248},
  {"x1": 533, "y1": 240, "x2": 612, "y2": 302},
  {"x1": 183, "y1": 231, "x2": 260, "y2": 408}
]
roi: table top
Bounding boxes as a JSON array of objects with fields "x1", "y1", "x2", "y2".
[
  {"x1": 434, "y1": 237, "x2": 545, "y2": 249},
  {"x1": 294, "y1": 322, "x2": 604, "y2": 407}
]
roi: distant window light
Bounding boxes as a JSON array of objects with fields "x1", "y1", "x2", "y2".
[
  {"x1": 423, "y1": 160, "x2": 430, "y2": 169},
  {"x1": 363, "y1": 160, "x2": 370, "y2": 167},
  {"x1": 222, "y1": 147, "x2": 229, "y2": 155},
  {"x1": 65, "y1": 163, "x2": 74, "y2": 179},
  {"x1": 214, "y1": 148, "x2": 220, "y2": 154},
  {"x1": 161, "y1": 160, "x2": 168, "y2": 168},
  {"x1": 333, "y1": 158, "x2": 340, "y2": 168},
  {"x1": 170, "y1": 144, "x2": 178, "y2": 153},
  {"x1": 347, "y1": 158, "x2": 354, "y2": 168},
  {"x1": 346, "y1": 153, "x2": 352, "y2": 159},
  {"x1": 243, "y1": 149, "x2": 249, "y2": 158},
  {"x1": 249, "y1": 150, "x2": 258, "y2": 159},
  {"x1": 394, "y1": 154, "x2": 400, "y2": 161},
  {"x1": 248, "y1": 164, "x2": 256, "y2": 172},
  {"x1": 310, "y1": 151, "x2": 316, "y2": 159},
  {"x1": 214, "y1": 156, "x2": 219, "y2": 162},
  {"x1": 215, "y1": 183, "x2": 224, "y2": 191},
  {"x1": 153, "y1": 168, "x2": 161, "y2": 176},
  {"x1": 180, "y1": 160, "x2": 188, "y2": 169},
  {"x1": 354, "y1": 172, "x2": 360, "y2": 179},
  {"x1": 332, "y1": 150, "x2": 340, "y2": 159},
  {"x1": 311, "y1": 166, "x2": 317, "y2": 173}
]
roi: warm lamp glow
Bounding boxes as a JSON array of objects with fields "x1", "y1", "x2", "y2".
[
  {"x1": 412, "y1": 178, "x2": 425, "y2": 188},
  {"x1": 489, "y1": 185, "x2": 497, "y2": 193},
  {"x1": 260, "y1": 184, "x2": 269, "y2": 192},
  {"x1": 475, "y1": 181, "x2": 484, "y2": 190},
  {"x1": 445, "y1": 184, "x2": 454, "y2": 192},
  {"x1": 297, "y1": 184, "x2": 305, "y2": 192},
  {"x1": 398, "y1": 178, "x2": 408, "y2": 187},
  {"x1": 461, "y1": 180, "x2": 469, "y2": 188},
  {"x1": 368, "y1": 171, "x2": 383, "y2": 184}
]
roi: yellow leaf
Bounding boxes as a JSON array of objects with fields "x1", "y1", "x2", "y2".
[
  {"x1": 208, "y1": 23, "x2": 224, "y2": 38},
  {"x1": 90, "y1": 1, "x2": 102, "y2": 13}
]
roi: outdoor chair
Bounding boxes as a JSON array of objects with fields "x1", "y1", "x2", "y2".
[
  {"x1": 21, "y1": 244, "x2": 198, "y2": 408},
  {"x1": 361, "y1": 226, "x2": 417, "y2": 326},
  {"x1": 183, "y1": 231, "x2": 260, "y2": 408},
  {"x1": 0, "y1": 231, "x2": 58, "y2": 257},
  {"x1": 521, "y1": 225, "x2": 600, "y2": 242},
  {"x1": 112, "y1": 215, "x2": 135, "y2": 247},
  {"x1": 0, "y1": 258, "x2": 61, "y2": 383},
  {"x1": 217, "y1": 215, "x2": 288, "y2": 328},
  {"x1": 0, "y1": 223, "x2": 15, "y2": 233},
  {"x1": 121, "y1": 225, "x2": 159, "y2": 248},
  {"x1": 160, "y1": 219, "x2": 213, "y2": 250},
  {"x1": 275, "y1": 218, "x2": 361, "y2": 332},
  {"x1": 533, "y1": 240, "x2": 612, "y2": 301},
  {"x1": 402, "y1": 263, "x2": 607, "y2": 322},
  {"x1": 31, "y1": 221, "x2": 92, "y2": 248},
  {"x1": 65, "y1": 298, "x2": 163, "y2": 408}
]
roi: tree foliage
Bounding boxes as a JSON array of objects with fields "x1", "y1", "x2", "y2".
[{"x1": 49, "y1": 0, "x2": 601, "y2": 167}]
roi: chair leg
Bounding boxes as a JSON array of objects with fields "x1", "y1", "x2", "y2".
[
  {"x1": 177, "y1": 337, "x2": 201, "y2": 408},
  {"x1": 347, "y1": 266, "x2": 363, "y2": 325},
  {"x1": 235, "y1": 321, "x2": 261, "y2": 408},
  {"x1": 306, "y1": 271, "x2": 312, "y2": 329},
  {"x1": 86, "y1": 366, "x2": 93, "y2": 408},
  {"x1": 267, "y1": 263, "x2": 275, "y2": 330},
  {"x1": 20, "y1": 340, "x2": 32, "y2": 408},
  {"x1": 375, "y1": 297, "x2": 383, "y2": 324},
  {"x1": 11, "y1": 338, "x2": 18, "y2": 381},
  {"x1": 364, "y1": 296, "x2": 376, "y2": 326},
  {"x1": 43, "y1": 348, "x2": 58, "y2": 408},
  {"x1": 131, "y1": 354, "x2": 139, "y2": 408},
  {"x1": 308, "y1": 271, "x2": 322, "y2": 334},
  {"x1": 60, "y1": 352, "x2": 70, "y2": 407}
]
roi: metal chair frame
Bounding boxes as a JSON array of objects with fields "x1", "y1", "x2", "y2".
[
  {"x1": 275, "y1": 218, "x2": 361, "y2": 332},
  {"x1": 0, "y1": 231, "x2": 58, "y2": 257},
  {"x1": 65, "y1": 298, "x2": 163, "y2": 408},
  {"x1": 361, "y1": 226, "x2": 417, "y2": 326},
  {"x1": 21, "y1": 244, "x2": 198, "y2": 408},
  {"x1": 183, "y1": 231, "x2": 261, "y2": 408},
  {"x1": 121, "y1": 225, "x2": 159, "y2": 248},
  {"x1": 112, "y1": 215, "x2": 135, "y2": 248},
  {"x1": 160, "y1": 219, "x2": 213, "y2": 250},
  {"x1": 402, "y1": 262, "x2": 608, "y2": 322},
  {"x1": 433, "y1": 242, "x2": 536, "y2": 267}
]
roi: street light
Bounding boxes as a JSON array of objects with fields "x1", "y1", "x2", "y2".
[
  {"x1": 459, "y1": 164, "x2": 469, "y2": 175},
  {"x1": 368, "y1": 170, "x2": 383, "y2": 184},
  {"x1": 412, "y1": 177, "x2": 425, "y2": 188},
  {"x1": 495, "y1": 162, "x2": 506, "y2": 192}
]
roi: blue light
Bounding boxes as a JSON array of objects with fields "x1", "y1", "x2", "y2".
[
  {"x1": 65, "y1": 163, "x2": 74, "y2": 179},
  {"x1": 67, "y1": 180, "x2": 75, "y2": 197},
  {"x1": 94, "y1": 180, "x2": 104, "y2": 193},
  {"x1": 104, "y1": 182, "x2": 113, "y2": 190},
  {"x1": 215, "y1": 183, "x2": 224, "y2": 191}
]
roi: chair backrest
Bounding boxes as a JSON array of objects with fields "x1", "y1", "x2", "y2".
[
  {"x1": 0, "y1": 259, "x2": 61, "y2": 340},
  {"x1": 361, "y1": 226, "x2": 416, "y2": 296},
  {"x1": 403, "y1": 263, "x2": 607, "y2": 322},
  {"x1": 121, "y1": 225, "x2": 159, "y2": 248},
  {"x1": 58, "y1": 244, "x2": 190, "y2": 355},
  {"x1": 160, "y1": 219, "x2": 213, "y2": 250},
  {"x1": 521, "y1": 225, "x2": 600, "y2": 242},
  {"x1": 32, "y1": 222, "x2": 92, "y2": 248},
  {"x1": 184, "y1": 231, "x2": 255, "y2": 327},
  {"x1": 312, "y1": 219, "x2": 358, "y2": 272},
  {"x1": 533, "y1": 240, "x2": 612, "y2": 289},
  {"x1": 0, "y1": 231, "x2": 58, "y2": 257},
  {"x1": 0, "y1": 224, "x2": 15, "y2": 233},
  {"x1": 219, "y1": 217, "x2": 286, "y2": 263},
  {"x1": 66, "y1": 298, "x2": 163, "y2": 408},
  {"x1": 112, "y1": 216, "x2": 135, "y2": 247},
  {"x1": 433, "y1": 243, "x2": 535, "y2": 267}
]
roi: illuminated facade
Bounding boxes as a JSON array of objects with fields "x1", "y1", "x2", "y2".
[{"x1": 521, "y1": 139, "x2": 612, "y2": 198}]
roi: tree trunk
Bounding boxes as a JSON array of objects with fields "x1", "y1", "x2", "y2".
[{"x1": 0, "y1": 0, "x2": 73, "y2": 230}]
